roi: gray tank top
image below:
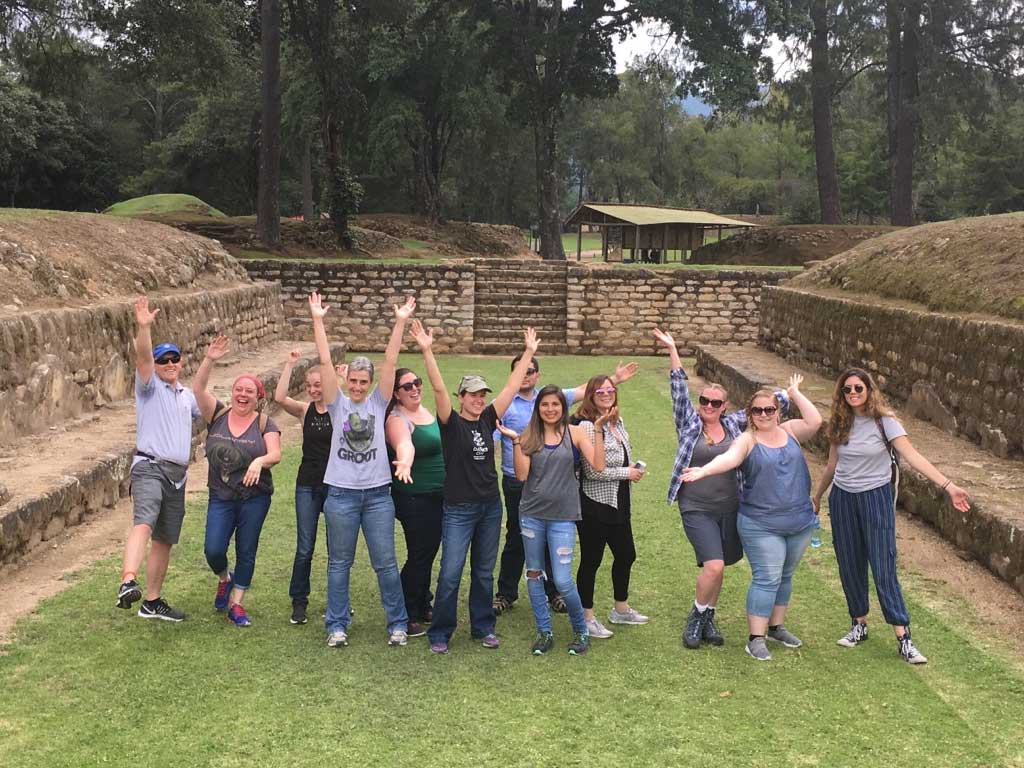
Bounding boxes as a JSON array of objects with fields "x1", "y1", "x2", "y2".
[
  {"x1": 519, "y1": 428, "x2": 581, "y2": 522},
  {"x1": 679, "y1": 434, "x2": 738, "y2": 514}
]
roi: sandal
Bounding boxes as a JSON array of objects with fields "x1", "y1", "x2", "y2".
[
  {"x1": 548, "y1": 595, "x2": 568, "y2": 614},
  {"x1": 492, "y1": 595, "x2": 513, "y2": 616}
]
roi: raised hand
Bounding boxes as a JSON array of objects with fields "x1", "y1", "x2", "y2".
[
  {"x1": 410, "y1": 319, "x2": 434, "y2": 350},
  {"x1": 394, "y1": 296, "x2": 416, "y2": 320},
  {"x1": 523, "y1": 327, "x2": 539, "y2": 354},
  {"x1": 335, "y1": 363, "x2": 348, "y2": 380},
  {"x1": 594, "y1": 406, "x2": 619, "y2": 429},
  {"x1": 787, "y1": 373, "x2": 804, "y2": 395},
  {"x1": 495, "y1": 419, "x2": 519, "y2": 441},
  {"x1": 308, "y1": 291, "x2": 329, "y2": 319},
  {"x1": 652, "y1": 328, "x2": 675, "y2": 349},
  {"x1": 205, "y1": 335, "x2": 230, "y2": 361},
  {"x1": 287, "y1": 349, "x2": 302, "y2": 364},
  {"x1": 615, "y1": 361, "x2": 639, "y2": 383},
  {"x1": 134, "y1": 296, "x2": 160, "y2": 327}
]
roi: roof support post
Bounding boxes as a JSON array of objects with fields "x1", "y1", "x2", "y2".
[{"x1": 576, "y1": 223, "x2": 583, "y2": 262}]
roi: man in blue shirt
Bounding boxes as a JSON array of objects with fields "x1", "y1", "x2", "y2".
[{"x1": 493, "y1": 355, "x2": 637, "y2": 615}]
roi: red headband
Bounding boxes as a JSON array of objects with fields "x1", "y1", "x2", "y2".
[{"x1": 233, "y1": 374, "x2": 265, "y2": 400}]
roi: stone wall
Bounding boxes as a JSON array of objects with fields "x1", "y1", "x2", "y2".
[
  {"x1": 0, "y1": 283, "x2": 283, "y2": 446},
  {"x1": 760, "y1": 286, "x2": 1024, "y2": 458}
]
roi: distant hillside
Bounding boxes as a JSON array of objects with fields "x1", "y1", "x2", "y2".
[
  {"x1": 692, "y1": 225, "x2": 899, "y2": 266},
  {"x1": 104, "y1": 194, "x2": 226, "y2": 218}
]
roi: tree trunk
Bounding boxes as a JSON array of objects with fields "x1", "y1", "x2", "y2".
[
  {"x1": 301, "y1": 131, "x2": 314, "y2": 222},
  {"x1": 810, "y1": 0, "x2": 843, "y2": 224},
  {"x1": 892, "y1": 0, "x2": 920, "y2": 226},
  {"x1": 533, "y1": 116, "x2": 565, "y2": 261},
  {"x1": 257, "y1": 0, "x2": 282, "y2": 247}
]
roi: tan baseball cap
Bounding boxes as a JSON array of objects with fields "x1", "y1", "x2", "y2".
[{"x1": 457, "y1": 374, "x2": 492, "y2": 395}]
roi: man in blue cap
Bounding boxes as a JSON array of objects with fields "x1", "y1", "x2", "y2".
[{"x1": 115, "y1": 296, "x2": 200, "y2": 621}]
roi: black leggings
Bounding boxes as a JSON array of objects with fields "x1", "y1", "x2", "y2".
[{"x1": 576, "y1": 513, "x2": 636, "y2": 608}]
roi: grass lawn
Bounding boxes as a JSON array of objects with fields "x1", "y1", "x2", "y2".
[
  {"x1": 103, "y1": 193, "x2": 226, "y2": 218},
  {"x1": 560, "y1": 233, "x2": 604, "y2": 253},
  {"x1": 2, "y1": 354, "x2": 1023, "y2": 767}
]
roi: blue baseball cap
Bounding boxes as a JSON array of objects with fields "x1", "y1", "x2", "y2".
[{"x1": 153, "y1": 342, "x2": 181, "y2": 361}]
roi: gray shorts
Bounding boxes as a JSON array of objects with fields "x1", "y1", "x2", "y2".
[
  {"x1": 131, "y1": 460, "x2": 187, "y2": 545},
  {"x1": 680, "y1": 504, "x2": 743, "y2": 567}
]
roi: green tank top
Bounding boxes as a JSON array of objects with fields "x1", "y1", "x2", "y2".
[{"x1": 394, "y1": 415, "x2": 445, "y2": 495}]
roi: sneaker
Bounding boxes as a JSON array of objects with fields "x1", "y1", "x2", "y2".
[
  {"x1": 837, "y1": 622, "x2": 869, "y2": 648},
  {"x1": 701, "y1": 607, "x2": 724, "y2": 646},
  {"x1": 429, "y1": 640, "x2": 449, "y2": 655},
  {"x1": 388, "y1": 629, "x2": 409, "y2": 647},
  {"x1": 290, "y1": 603, "x2": 308, "y2": 625},
  {"x1": 327, "y1": 630, "x2": 349, "y2": 648},
  {"x1": 531, "y1": 631, "x2": 555, "y2": 655},
  {"x1": 682, "y1": 606, "x2": 705, "y2": 649},
  {"x1": 609, "y1": 606, "x2": 649, "y2": 625},
  {"x1": 116, "y1": 579, "x2": 142, "y2": 610},
  {"x1": 407, "y1": 621, "x2": 427, "y2": 638},
  {"x1": 213, "y1": 573, "x2": 233, "y2": 612},
  {"x1": 898, "y1": 633, "x2": 928, "y2": 664},
  {"x1": 227, "y1": 604, "x2": 251, "y2": 627},
  {"x1": 567, "y1": 632, "x2": 590, "y2": 656},
  {"x1": 585, "y1": 618, "x2": 614, "y2": 639},
  {"x1": 767, "y1": 625, "x2": 802, "y2": 648},
  {"x1": 137, "y1": 598, "x2": 185, "y2": 622},
  {"x1": 492, "y1": 595, "x2": 514, "y2": 616},
  {"x1": 745, "y1": 636, "x2": 772, "y2": 661},
  {"x1": 480, "y1": 633, "x2": 500, "y2": 649},
  {"x1": 548, "y1": 595, "x2": 568, "y2": 614}
]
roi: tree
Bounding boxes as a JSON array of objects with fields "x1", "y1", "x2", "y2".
[{"x1": 257, "y1": 0, "x2": 281, "y2": 246}]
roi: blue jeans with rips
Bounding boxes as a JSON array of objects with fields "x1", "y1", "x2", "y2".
[
  {"x1": 323, "y1": 484, "x2": 408, "y2": 635},
  {"x1": 288, "y1": 483, "x2": 329, "y2": 607},
  {"x1": 520, "y1": 514, "x2": 587, "y2": 636},
  {"x1": 738, "y1": 513, "x2": 814, "y2": 618},
  {"x1": 204, "y1": 493, "x2": 273, "y2": 591},
  {"x1": 427, "y1": 497, "x2": 503, "y2": 644}
]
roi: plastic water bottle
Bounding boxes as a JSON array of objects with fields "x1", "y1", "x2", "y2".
[{"x1": 810, "y1": 518, "x2": 822, "y2": 548}]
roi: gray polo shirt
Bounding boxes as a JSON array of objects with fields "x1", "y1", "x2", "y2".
[
  {"x1": 834, "y1": 415, "x2": 906, "y2": 493},
  {"x1": 134, "y1": 371, "x2": 200, "y2": 468}
]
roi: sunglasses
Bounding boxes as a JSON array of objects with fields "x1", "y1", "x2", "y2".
[
  {"x1": 526, "y1": 368, "x2": 538, "y2": 375},
  {"x1": 155, "y1": 354, "x2": 181, "y2": 365},
  {"x1": 595, "y1": 387, "x2": 616, "y2": 396},
  {"x1": 842, "y1": 384, "x2": 866, "y2": 394},
  {"x1": 750, "y1": 406, "x2": 778, "y2": 416},
  {"x1": 698, "y1": 396, "x2": 724, "y2": 408},
  {"x1": 397, "y1": 378, "x2": 423, "y2": 392}
]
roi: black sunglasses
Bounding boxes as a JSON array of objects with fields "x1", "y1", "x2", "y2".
[
  {"x1": 842, "y1": 384, "x2": 866, "y2": 395},
  {"x1": 698, "y1": 396, "x2": 724, "y2": 408},
  {"x1": 525, "y1": 367, "x2": 538, "y2": 375},
  {"x1": 397, "y1": 378, "x2": 423, "y2": 392},
  {"x1": 750, "y1": 406, "x2": 778, "y2": 416},
  {"x1": 155, "y1": 354, "x2": 181, "y2": 365}
]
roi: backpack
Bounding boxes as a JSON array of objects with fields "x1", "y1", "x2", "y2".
[
  {"x1": 874, "y1": 418, "x2": 900, "y2": 503},
  {"x1": 213, "y1": 405, "x2": 270, "y2": 435}
]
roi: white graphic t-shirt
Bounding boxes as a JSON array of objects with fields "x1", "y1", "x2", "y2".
[{"x1": 323, "y1": 388, "x2": 391, "y2": 489}]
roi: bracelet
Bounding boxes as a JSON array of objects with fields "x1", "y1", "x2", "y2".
[
  {"x1": 512, "y1": 440, "x2": 520, "y2": 446},
  {"x1": 941, "y1": 479, "x2": 952, "y2": 490}
]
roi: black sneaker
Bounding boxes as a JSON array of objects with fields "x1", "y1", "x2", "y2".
[
  {"x1": 290, "y1": 603, "x2": 308, "y2": 625},
  {"x1": 116, "y1": 579, "x2": 142, "y2": 610},
  {"x1": 682, "y1": 606, "x2": 705, "y2": 649},
  {"x1": 138, "y1": 598, "x2": 186, "y2": 622},
  {"x1": 701, "y1": 607, "x2": 724, "y2": 646},
  {"x1": 567, "y1": 631, "x2": 590, "y2": 656},
  {"x1": 531, "y1": 631, "x2": 555, "y2": 655}
]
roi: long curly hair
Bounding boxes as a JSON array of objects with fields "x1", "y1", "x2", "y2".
[
  {"x1": 520, "y1": 385, "x2": 569, "y2": 455},
  {"x1": 573, "y1": 375, "x2": 617, "y2": 423},
  {"x1": 745, "y1": 389, "x2": 781, "y2": 432},
  {"x1": 826, "y1": 367, "x2": 894, "y2": 445}
]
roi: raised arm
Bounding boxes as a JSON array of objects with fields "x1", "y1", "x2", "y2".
[
  {"x1": 410, "y1": 319, "x2": 451, "y2": 423},
  {"x1": 680, "y1": 433, "x2": 753, "y2": 483},
  {"x1": 812, "y1": 443, "x2": 839, "y2": 514},
  {"x1": 274, "y1": 350, "x2": 310, "y2": 419},
  {"x1": 308, "y1": 292, "x2": 338, "y2": 406},
  {"x1": 890, "y1": 435, "x2": 971, "y2": 512},
  {"x1": 379, "y1": 296, "x2": 415, "y2": 397},
  {"x1": 492, "y1": 328, "x2": 539, "y2": 417},
  {"x1": 133, "y1": 296, "x2": 159, "y2": 384},
  {"x1": 385, "y1": 415, "x2": 415, "y2": 484},
  {"x1": 652, "y1": 327, "x2": 683, "y2": 370},
  {"x1": 779, "y1": 375, "x2": 822, "y2": 443},
  {"x1": 654, "y1": 328, "x2": 697, "y2": 440},
  {"x1": 193, "y1": 335, "x2": 229, "y2": 423},
  {"x1": 568, "y1": 360, "x2": 639, "y2": 402}
]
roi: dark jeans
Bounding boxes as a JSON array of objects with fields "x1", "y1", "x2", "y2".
[
  {"x1": 204, "y1": 493, "x2": 273, "y2": 590},
  {"x1": 495, "y1": 475, "x2": 556, "y2": 603},
  {"x1": 394, "y1": 489, "x2": 443, "y2": 622},
  {"x1": 289, "y1": 483, "x2": 329, "y2": 607},
  {"x1": 576, "y1": 513, "x2": 637, "y2": 609}
]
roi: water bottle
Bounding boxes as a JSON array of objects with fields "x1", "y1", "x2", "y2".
[{"x1": 810, "y1": 517, "x2": 822, "y2": 548}]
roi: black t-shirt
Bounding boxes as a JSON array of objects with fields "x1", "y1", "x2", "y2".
[
  {"x1": 296, "y1": 404, "x2": 333, "y2": 487},
  {"x1": 439, "y1": 403, "x2": 499, "y2": 503}
]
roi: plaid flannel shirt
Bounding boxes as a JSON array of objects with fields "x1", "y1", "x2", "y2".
[
  {"x1": 666, "y1": 368, "x2": 790, "y2": 504},
  {"x1": 578, "y1": 418, "x2": 632, "y2": 510}
]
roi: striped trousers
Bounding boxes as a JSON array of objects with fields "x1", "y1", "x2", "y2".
[{"x1": 828, "y1": 483, "x2": 910, "y2": 626}]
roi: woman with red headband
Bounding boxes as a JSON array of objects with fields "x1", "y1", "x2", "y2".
[{"x1": 193, "y1": 337, "x2": 282, "y2": 627}]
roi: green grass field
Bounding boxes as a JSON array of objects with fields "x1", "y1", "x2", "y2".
[
  {"x1": 103, "y1": 193, "x2": 226, "y2": 218},
  {"x1": 2, "y1": 354, "x2": 1022, "y2": 767}
]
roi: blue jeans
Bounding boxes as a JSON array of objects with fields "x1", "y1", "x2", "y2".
[
  {"x1": 738, "y1": 513, "x2": 814, "y2": 618},
  {"x1": 289, "y1": 484, "x2": 329, "y2": 606},
  {"x1": 427, "y1": 497, "x2": 502, "y2": 644},
  {"x1": 521, "y1": 515, "x2": 587, "y2": 635},
  {"x1": 204, "y1": 493, "x2": 273, "y2": 590},
  {"x1": 323, "y1": 485, "x2": 408, "y2": 634}
]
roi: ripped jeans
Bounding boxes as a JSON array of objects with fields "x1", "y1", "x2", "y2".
[{"x1": 520, "y1": 515, "x2": 587, "y2": 636}]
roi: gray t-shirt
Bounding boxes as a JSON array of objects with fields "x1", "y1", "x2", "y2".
[
  {"x1": 834, "y1": 415, "x2": 907, "y2": 493},
  {"x1": 518, "y1": 429, "x2": 581, "y2": 522},
  {"x1": 324, "y1": 388, "x2": 391, "y2": 490},
  {"x1": 679, "y1": 435, "x2": 738, "y2": 514}
]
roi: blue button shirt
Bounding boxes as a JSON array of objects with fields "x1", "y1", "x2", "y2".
[
  {"x1": 135, "y1": 371, "x2": 200, "y2": 468},
  {"x1": 496, "y1": 387, "x2": 576, "y2": 477}
]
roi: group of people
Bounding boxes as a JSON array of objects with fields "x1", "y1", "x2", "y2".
[{"x1": 116, "y1": 292, "x2": 971, "y2": 663}]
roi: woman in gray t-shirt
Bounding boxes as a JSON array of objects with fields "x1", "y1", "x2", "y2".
[{"x1": 813, "y1": 367, "x2": 971, "y2": 665}]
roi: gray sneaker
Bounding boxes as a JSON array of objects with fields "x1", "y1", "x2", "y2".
[
  {"x1": 745, "y1": 636, "x2": 772, "y2": 661},
  {"x1": 898, "y1": 634, "x2": 928, "y2": 664},
  {"x1": 585, "y1": 618, "x2": 614, "y2": 639},
  {"x1": 767, "y1": 625, "x2": 803, "y2": 648},
  {"x1": 327, "y1": 630, "x2": 349, "y2": 648},
  {"x1": 388, "y1": 629, "x2": 408, "y2": 647},
  {"x1": 837, "y1": 622, "x2": 868, "y2": 647},
  {"x1": 608, "y1": 606, "x2": 649, "y2": 625}
]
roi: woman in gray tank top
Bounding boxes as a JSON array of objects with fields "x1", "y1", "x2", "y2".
[{"x1": 496, "y1": 385, "x2": 611, "y2": 656}]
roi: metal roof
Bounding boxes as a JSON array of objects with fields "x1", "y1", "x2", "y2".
[{"x1": 565, "y1": 203, "x2": 756, "y2": 228}]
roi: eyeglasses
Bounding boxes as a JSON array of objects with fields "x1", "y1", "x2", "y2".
[
  {"x1": 526, "y1": 368, "x2": 538, "y2": 375},
  {"x1": 750, "y1": 406, "x2": 778, "y2": 416},
  {"x1": 397, "y1": 378, "x2": 423, "y2": 392},
  {"x1": 698, "y1": 396, "x2": 724, "y2": 408},
  {"x1": 155, "y1": 354, "x2": 181, "y2": 365},
  {"x1": 842, "y1": 384, "x2": 866, "y2": 395},
  {"x1": 594, "y1": 387, "x2": 616, "y2": 396}
]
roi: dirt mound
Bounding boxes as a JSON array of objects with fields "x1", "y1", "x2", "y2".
[
  {"x1": 0, "y1": 210, "x2": 249, "y2": 314},
  {"x1": 792, "y1": 212, "x2": 1024, "y2": 320},
  {"x1": 104, "y1": 193, "x2": 226, "y2": 218},
  {"x1": 692, "y1": 224, "x2": 899, "y2": 266},
  {"x1": 353, "y1": 213, "x2": 529, "y2": 256}
]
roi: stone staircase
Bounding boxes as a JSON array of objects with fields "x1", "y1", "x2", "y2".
[{"x1": 471, "y1": 260, "x2": 569, "y2": 354}]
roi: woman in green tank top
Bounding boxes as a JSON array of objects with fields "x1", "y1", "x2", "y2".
[{"x1": 386, "y1": 368, "x2": 446, "y2": 638}]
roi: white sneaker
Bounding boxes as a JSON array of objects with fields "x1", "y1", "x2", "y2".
[
  {"x1": 585, "y1": 618, "x2": 614, "y2": 639},
  {"x1": 899, "y1": 634, "x2": 928, "y2": 664},
  {"x1": 608, "y1": 606, "x2": 649, "y2": 625},
  {"x1": 837, "y1": 623, "x2": 869, "y2": 648},
  {"x1": 388, "y1": 629, "x2": 408, "y2": 647},
  {"x1": 327, "y1": 630, "x2": 349, "y2": 647}
]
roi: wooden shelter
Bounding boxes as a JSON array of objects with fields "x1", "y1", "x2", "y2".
[{"x1": 563, "y1": 203, "x2": 757, "y2": 263}]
